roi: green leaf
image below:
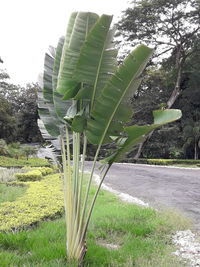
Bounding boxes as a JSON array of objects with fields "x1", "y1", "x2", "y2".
[
  {"x1": 38, "y1": 107, "x2": 60, "y2": 137},
  {"x1": 86, "y1": 44, "x2": 154, "y2": 144},
  {"x1": 103, "y1": 109, "x2": 182, "y2": 164},
  {"x1": 56, "y1": 12, "x2": 99, "y2": 97},
  {"x1": 38, "y1": 48, "x2": 63, "y2": 137},
  {"x1": 71, "y1": 115, "x2": 87, "y2": 133},
  {"x1": 153, "y1": 109, "x2": 182, "y2": 124},
  {"x1": 42, "y1": 47, "x2": 55, "y2": 103},
  {"x1": 52, "y1": 36, "x2": 65, "y2": 91},
  {"x1": 73, "y1": 14, "x2": 118, "y2": 107}
]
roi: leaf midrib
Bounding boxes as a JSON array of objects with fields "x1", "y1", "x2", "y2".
[
  {"x1": 97, "y1": 61, "x2": 144, "y2": 146},
  {"x1": 91, "y1": 30, "x2": 110, "y2": 109}
]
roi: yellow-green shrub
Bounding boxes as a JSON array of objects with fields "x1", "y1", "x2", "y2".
[
  {"x1": 0, "y1": 174, "x2": 64, "y2": 231},
  {"x1": 37, "y1": 167, "x2": 54, "y2": 176},
  {"x1": 21, "y1": 167, "x2": 54, "y2": 177},
  {"x1": 15, "y1": 170, "x2": 43, "y2": 181},
  {"x1": 147, "y1": 159, "x2": 200, "y2": 165}
]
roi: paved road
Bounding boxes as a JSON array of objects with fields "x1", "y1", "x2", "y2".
[{"x1": 85, "y1": 162, "x2": 200, "y2": 229}]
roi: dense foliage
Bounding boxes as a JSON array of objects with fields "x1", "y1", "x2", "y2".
[
  {"x1": 0, "y1": 63, "x2": 43, "y2": 143},
  {"x1": 116, "y1": 0, "x2": 200, "y2": 159}
]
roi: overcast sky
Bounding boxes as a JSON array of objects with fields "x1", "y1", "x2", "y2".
[{"x1": 0, "y1": 0, "x2": 129, "y2": 85}]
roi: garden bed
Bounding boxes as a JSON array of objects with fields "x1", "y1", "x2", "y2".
[{"x1": 0, "y1": 171, "x2": 190, "y2": 266}]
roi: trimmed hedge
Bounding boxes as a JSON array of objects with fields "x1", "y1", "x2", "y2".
[
  {"x1": 0, "y1": 173, "x2": 64, "y2": 232},
  {"x1": 15, "y1": 170, "x2": 43, "y2": 181},
  {"x1": 16, "y1": 167, "x2": 54, "y2": 182},
  {"x1": 124, "y1": 158, "x2": 200, "y2": 166},
  {"x1": 146, "y1": 159, "x2": 200, "y2": 165},
  {"x1": 19, "y1": 167, "x2": 54, "y2": 181},
  {"x1": 0, "y1": 156, "x2": 50, "y2": 168}
]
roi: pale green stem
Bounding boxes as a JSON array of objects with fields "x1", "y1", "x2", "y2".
[
  {"x1": 77, "y1": 133, "x2": 87, "y2": 220},
  {"x1": 79, "y1": 164, "x2": 111, "y2": 248},
  {"x1": 77, "y1": 144, "x2": 101, "y2": 237},
  {"x1": 65, "y1": 127, "x2": 73, "y2": 252},
  {"x1": 69, "y1": 131, "x2": 81, "y2": 257},
  {"x1": 60, "y1": 132, "x2": 71, "y2": 253},
  {"x1": 70, "y1": 133, "x2": 87, "y2": 255}
]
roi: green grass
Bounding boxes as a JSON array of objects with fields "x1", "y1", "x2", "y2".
[
  {"x1": 0, "y1": 181, "x2": 189, "y2": 267},
  {"x1": 0, "y1": 156, "x2": 50, "y2": 168},
  {"x1": 0, "y1": 184, "x2": 27, "y2": 204}
]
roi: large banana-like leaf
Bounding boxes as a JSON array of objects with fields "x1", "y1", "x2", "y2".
[
  {"x1": 42, "y1": 46, "x2": 55, "y2": 103},
  {"x1": 56, "y1": 12, "x2": 99, "y2": 98},
  {"x1": 38, "y1": 47, "x2": 64, "y2": 137},
  {"x1": 103, "y1": 109, "x2": 182, "y2": 165},
  {"x1": 86, "y1": 44, "x2": 154, "y2": 145},
  {"x1": 52, "y1": 36, "x2": 72, "y2": 121},
  {"x1": 73, "y1": 15, "x2": 118, "y2": 108},
  {"x1": 52, "y1": 36, "x2": 65, "y2": 91},
  {"x1": 38, "y1": 86, "x2": 61, "y2": 137}
]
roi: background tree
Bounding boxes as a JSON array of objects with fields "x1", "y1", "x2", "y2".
[
  {"x1": 182, "y1": 120, "x2": 200, "y2": 159},
  {"x1": 0, "y1": 62, "x2": 43, "y2": 143},
  {"x1": 116, "y1": 0, "x2": 200, "y2": 158},
  {"x1": 16, "y1": 83, "x2": 43, "y2": 143},
  {"x1": 0, "y1": 94, "x2": 17, "y2": 142}
]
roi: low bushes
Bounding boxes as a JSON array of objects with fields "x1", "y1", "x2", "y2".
[
  {"x1": 0, "y1": 156, "x2": 50, "y2": 168},
  {"x1": 15, "y1": 170, "x2": 43, "y2": 181},
  {"x1": 124, "y1": 158, "x2": 200, "y2": 166},
  {"x1": 146, "y1": 159, "x2": 200, "y2": 165},
  {"x1": 17, "y1": 167, "x2": 54, "y2": 181},
  {"x1": 0, "y1": 173, "x2": 64, "y2": 232},
  {"x1": 0, "y1": 140, "x2": 36, "y2": 160}
]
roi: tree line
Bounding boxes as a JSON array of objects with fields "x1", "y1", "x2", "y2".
[{"x1": 0, "y1": 0, "x2": 200, "y2": 159}]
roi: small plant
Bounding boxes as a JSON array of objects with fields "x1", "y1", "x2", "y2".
[
  {"x1": 20, "y1": 145, "x2": 37, "y2": 160},
  {"x1": 7, "y1": 142, "x2": 22, "y2": 159},
  {"x1": 0, "y1": 139, "x2": 8, "y2": 156}
]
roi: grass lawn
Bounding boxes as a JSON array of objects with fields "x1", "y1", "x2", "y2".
[{"x1": 0, "y1": 175, "x2": 190, "y2": 267}]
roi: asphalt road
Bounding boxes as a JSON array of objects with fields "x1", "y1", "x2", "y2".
[{"x1": 85, "y1": 162, "x2": 200, "y2": 230}]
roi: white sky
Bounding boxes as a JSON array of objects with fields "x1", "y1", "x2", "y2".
[{"x1": 0, "y1": 0, "x2": 129, "y2": 85}]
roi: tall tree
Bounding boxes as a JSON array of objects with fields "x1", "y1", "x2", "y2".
[
  {"x1": 0, "y1": 65, "x2": 42, "y2": 143},
  {"x1": 117, "y1": 0, "x2": 200, "y2": 158},
  {"x1": 0, "y1": 95, "x2": 16, "y2": 142}
]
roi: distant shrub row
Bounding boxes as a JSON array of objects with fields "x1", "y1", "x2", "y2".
[
  {"x1": 146, "y1": 159, "x2": 200, "y2": 165},
  {"x1": 124, "y1": 158, "x2": 200, "y2": 166},
  {"x1": 0, "y1": 172, "x2": 64, "y2": 232},
  {"x1": 0, "y1": 156, "x2": 50, "y2": 168}
]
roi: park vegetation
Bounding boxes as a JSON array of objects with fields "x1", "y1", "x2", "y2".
[{"x1": 0, "y1": 1, "x2": 200, "y2": 266}]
